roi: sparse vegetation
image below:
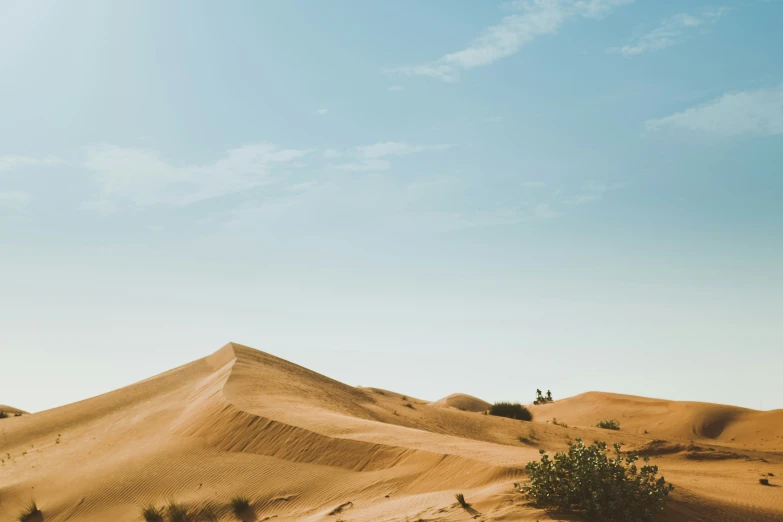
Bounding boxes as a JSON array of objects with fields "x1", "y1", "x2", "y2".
[
  {"x1": 17, "y1": 501, "x2": 42, "y2": 522},
  {"x1": 0, "y1": 410, "x2": 8, "y2": 419},
  {"x1": 488, "y1": 402, "x2": 532, "y2": 421},
  {"x1": 522, "y1": 439, "x2": 673, "y2": 522},
  {"x1": 15, "y1": 412, "x2": 23, "y2": 417},
  {"x1": 141, "y1": 505, "x2": 164, "y2": 522},
  {"x1": 759, "y1": 478, "x2": 770, "y2": 486},
  {"x1": 552, "y1": 418, "x2": 568, "y2": 428},
  {"x1": 596, "y1": 419, "x2": 621, "y2": 431},
  {"x1": 230, "y1": 496, "x2": 251, "y2": 518},
  {"x1": 404, "y1": 403, "x2": 415, "y2": 409},
  {"x1": 167, "y1": 503, "x2": 193, "y2": 522},
  {"x1": 534, "y1": 389, "x2": 554, "y2": 405},
  {"x1": 455, "y1": 493, "x2": 470, "y2": 508}
]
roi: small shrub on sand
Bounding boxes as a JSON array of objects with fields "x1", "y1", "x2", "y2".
[
  {"x1": 596, "y1": 419, "x2": 621, "y2": 431},
  {"x1": 759, "y1": 478, "x2": 770, "y2": 486},
  {"x1": 0, "y1": 411, "x2": 8, "y2": 419},
  {"x1": 167, "y1": 503, "x2": 193, "y2": 522},
  {"x1": 230, "y1": 496, "x2": 251, "y2": 518},
  {"x1": 522, "y1": 439, "x2": 673, "y2": 522},
  {"x1": 534, "y1": 389, "x2": 554, "y2": 405},
  {"x1": 17, "y1": 501, "x2": 42, "y2": 522},
  {"x1": 489, "y1": 402, "x2": 532, "y2": 421},
  {"x1": 455, "y1": 493, "x2": 471, "y2": 508},
  {"x1": 141, "y1": 505, "x2": 164, "y2": 522},
  {"x1": 552, "y1": 418, "x2": 568, "y2": 428},
  {"x1": 404, "y1": 403, "x2": 415, "y2": 409}
]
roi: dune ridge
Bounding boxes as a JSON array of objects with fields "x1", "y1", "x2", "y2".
[
  {"x1": 532, "y1": 390, "x2": 783, "y2": 449},
  {"x1": 1, "y1": 343, "x2": 781, "y2": 521}
]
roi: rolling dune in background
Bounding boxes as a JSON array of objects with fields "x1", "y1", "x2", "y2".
[{"x1": 1, "y1": 343, "x2": 781, "y2": 521}]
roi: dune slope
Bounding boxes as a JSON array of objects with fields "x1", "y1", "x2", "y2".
[{"x1": 0, "y1": 343, "x2": 781, "y2": 521}]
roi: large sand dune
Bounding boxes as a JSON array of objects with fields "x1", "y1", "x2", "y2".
[{"x1": 1, "y1": 343, "x2": 781, "y2": 521}]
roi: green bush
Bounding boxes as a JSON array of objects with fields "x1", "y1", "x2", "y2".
[
  {"x1": 522, "y1": 439, "x2": 673, "y2": 522},
  {"x1": 488, "y1": 402, "x2": 532, "y2": 421},
  {"x1": 596, "y1": 419, "x2": 621, "y2": 430}
]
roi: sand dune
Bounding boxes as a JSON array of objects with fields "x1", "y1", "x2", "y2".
[
  {"x1": 0, "y1": 405, "x2": 28, "y2": 415},
  {"x1": 432, "y1": 393, "x2": 491, "y2": 413},
  {"x1": 1, "y1": 343, "x2": 781, "y2": 521},
  {"x1": 532, "y1": 391, "x2": 783, "y2": 450}
]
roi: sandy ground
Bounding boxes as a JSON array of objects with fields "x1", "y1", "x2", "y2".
[{"x1": 0, "y1": 342, "x2": 781, "y2": 521}]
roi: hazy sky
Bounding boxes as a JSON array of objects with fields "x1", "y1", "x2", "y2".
[{"x1": 1, "y1": 0, "x2": 781, "y2": 413}]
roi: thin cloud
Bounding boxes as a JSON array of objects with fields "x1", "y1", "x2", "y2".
[
  {"x1": 0, "y1": 191, "x2": 31, "y2": 210},
  {"x1": 645, "y1": 83, "x2": 783, "y2": 138},
  {"x1": 315, "y1": 108, "x2": 329, "y2": 116},
  {"x1": 332, "y1": 141, "x2": 454, "y2": 172},
  {"x1": 387, "y1": 85, "x2": 404, "y2": 92},
  {"x1": 0, "y1": 156, "x2": 61, "y2": 171},
  {"x1": 390, "y1": 0, "x2": 632, "y2": 81},
  {"x1": 569, "y1": 180, "x2": 625, "y2": 204},
  {"x1": 617, "y1": 8, "x2": 726, "y2": 56},
  {"x1": 83, "y1": 143, "x2": 312, "y2": 210}
]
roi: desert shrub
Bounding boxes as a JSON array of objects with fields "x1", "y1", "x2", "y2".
[
  {"x1": 141, "y1": 505, "x2": 164, "y2": 522},
  {"x1": 596, "y1": 419, "x2": 621, "y2": 431},
  {"x1": 455, "y1": 493, "x2": 470, "y2": 508},
  {"x1": 230, "y1": 496, "x2": 251, "y2": 518},
  {"x1": 167, "y1": 503, "x2": 193, "y2": 522},
  {"x1": 17, "y1": 501, "x2": 42, "y2": 522},
  {"x1": 404, "y1": 403, "x2": 415, "y2": 409},
  {"x1": 552, "y1": 418, "x2": 568, "y2": 428},
  {"x1": 489, "y1": 402, "x2": 532, "y2": 421},
  {"x1": 759, "y1": 478, "x2": 770, "y2": 486},
  {"x1": 15, "y1": 412, "x2": 23, "y2": 417},
  {"x1": 0, "y1": 411, "x2": 8, "y2": 419},
  {"x1": 534, "y1": 389, "x2": 554, "y2": 405},
  {"x1": 522, "y1": 439, "x2": 673, "y2": 522}
]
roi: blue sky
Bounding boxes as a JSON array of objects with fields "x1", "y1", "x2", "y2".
[{"x1": 1, "y1": 0, "x2": 781, "y2": 413}]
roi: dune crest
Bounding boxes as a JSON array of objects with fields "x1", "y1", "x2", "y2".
[
  {"x1": 532, "y1": 390, "x2": 783, "y2": 448},
  {"x1": 0, "y1": 405, "x2": 28, "y2": 415},
  {"x1": 433, "y1": 393, "x2": 491, "y2": 413},
  {"x1": 1, "y1": 343, "x2": 781, "y2": 521}
]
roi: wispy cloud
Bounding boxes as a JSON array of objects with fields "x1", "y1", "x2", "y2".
[
  {"x1": 387, "y1": 85, "x2": 404, "y2": 92},
  {"x1": 448, "y1": 203, "x2": 563, "y2": 229},
  {"x1": 645, "y1": 83, "x2": 783, "y2": 138},
  {"x1": 616, "y1": 8, "x2": 726, "y2": 56},
  {"x1": 0, "y1": 191, "x2": 31, "y2": 210},
  {"x1": 390, "y1": 0, "x2": 632, "y2": 81},
  {"x1": 569, "y1": 180, "x2": 625, "y2": 204},
  {"x1": 0, "y1": 156, "x2": 61, "y2": 171},
  {"x1": 84, "y1": 143, "x2": 312, "y2": 210},
  {"x1": 331, "y1": 141, "x2": 454, "y2": 172},
  {"x1": 315, "y1": 108, "x2": 329, "y2": 116}
]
